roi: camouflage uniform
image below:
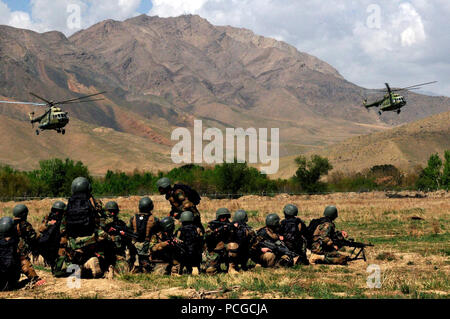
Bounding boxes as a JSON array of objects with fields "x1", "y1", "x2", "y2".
[
  {"x1": 250, "y1": 226, "x2": 297, "y2": 267},
  {"x1": 175, "y1": 223, "x2": 204, "y2": 274},
  {"x1": 204, "y1": 213, "x2": 238, "y2": 274},
  {"x1": 149, "y1": 230, "x2": 180, "y2": 275},
  {"x1": 129, "y1": 213, "x2": 158, "y2": 273},
  {"x1": 231, "y1": 221, "x2": 256, "y2": 270},
  {"x1": 310, "y1": 218, "x2": 348, "y2": 265},
  {"x1": 165, "y1": 188, "x2": 204, "y2": 233},
  {"x1": 280, "y1": 216, "x2": 309, "y2": 265},
  {"x1": 52, "y1": 195, "x2": 113, "y2": 278},
  {"x1": 13, "y1": 218, "x2": 41, "y2": 281},
  {"x1": 37, "y1": 211, "x2": 64, "y2": 269}
]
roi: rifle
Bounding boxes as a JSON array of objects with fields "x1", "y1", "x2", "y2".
[
  {"x1": 262, "y1": 240, "x2": 299, "y2": 259},
  {"x1": 107, "y1": 224, "x2": 139, "y2": 241},
  {"x1": 335, "y1": 238, "x2": 374, "y2": 261},
  {"x1": 208, "y1": 220, "x2": 232, "y2": 235}
]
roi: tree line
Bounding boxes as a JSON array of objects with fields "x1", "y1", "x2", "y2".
[{"x1": 0, "y1": 151, "x2": 449, "y2": 199}]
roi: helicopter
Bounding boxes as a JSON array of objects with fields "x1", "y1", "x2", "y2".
[
  {"x1": 363, "y1": 81, "x2": 437, "y2": 115},
  {"x1": 0, "y1": 91, "x2": 106, "y2": 135}
]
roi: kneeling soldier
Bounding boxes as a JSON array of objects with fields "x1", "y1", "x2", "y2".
[
  {"x1": 251, "y1": 213, "x2": 300, "y2": 268},
  {"x1": 129, "y1": 197, "x2": 158, "y2": 273},
  {"x1": 279, "y1": 204, "x2": 309, "y2": 265},
  {"x1": 175, "y1": 211, "x2": 204, "y2": 275},
  {"x1": 308, "y1": 206, "x2": 349, "y2": 265},
  {"x1": 150, "y1": 216, "x2": 181, "y2": 275},
  {"x1": 231, "y1": 210, "x2": 256, "y2": 271},
  {"x1": 204, "y1": 208, "x2": 239, "y2": 274},
  {"x1": 0, "y1": 217, "x2": 45, "y2": 291}
]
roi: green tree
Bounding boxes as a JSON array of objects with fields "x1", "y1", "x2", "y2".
[
  {"x1": 213, "y1": 162, "x2": 251, "y2": 194},
  {"x1": 29, "y1": 158, "x2": 91, "y2": 196},
  {"x1": 416, "y1": 153, "x2": 443, "y2": 190},
  {"x1": 294, "y1": 155, "x2": 333, "y2": 193}
]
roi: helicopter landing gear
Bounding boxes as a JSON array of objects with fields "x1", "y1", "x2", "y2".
[
  {"x1": 62, "y1": 129, "x2": 66, "y2": 135},
  {"x1": 397, "y1": 109, "x2": 401, "y2": 114},
  {"x1": 378, "y1": 111, "x2": 382, "y2": 115},
  {"x1": 36, "y1": 129, "x2": 40, "y2": 136}
]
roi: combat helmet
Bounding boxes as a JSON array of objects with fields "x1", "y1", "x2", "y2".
[
  {"x1": 160, "y1": 216, "x2": 175, "y2": 233},
  {"x1": 283, "y1": 204, "x2": 298, "y2": 217},
  {"x1": 71, "y1": 177, "x2": 91, "y2": 195},
  {"x1": 51, "y1": 201, "x2": 66, "y2": 213},
  {"x1": 139, "y1": 197, "x2": 154, "y2": 213},
  {"x1": 265, "y1": 213, "x2": 280, "y2": 229},
  {"x1": 13, "y1": 204, "x2": 29, "y2": 220},
  {"x1": 324, "y1": 205, "x2": 338, "y2": 220},
  {"x1": 156, "y1": 177, "x2": 171, "y2": 189},
  {"x1": 216, "y1": 208, "x2": 231, "y2": 219},
  {"x1": 0, "y1": 217, "x2": 15, "y2": 238},
  {"x1": 105, "y1": 201, "x2": 120, "y2": 217},
  {"x1": 180, "y1": 211, "x2": 194, "y2": 224},
  {"x1": 233, "y1": 209, "x2": 248, "y2": 223}
]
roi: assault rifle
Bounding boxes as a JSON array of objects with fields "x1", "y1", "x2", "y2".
[
  {"x1": 262, "y1": 240, "x2": 299, "y2": 259},
  {"x1": 335, "y1": 238, "x2": 374, "y2": 261},
  {"x1": 107, "y1": 224, "x2": 139, "y2": 241}
]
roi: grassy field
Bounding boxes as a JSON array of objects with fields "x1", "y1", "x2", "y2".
[{"x1": 0, "y1": 191, "x2": 449, "y2": 299}]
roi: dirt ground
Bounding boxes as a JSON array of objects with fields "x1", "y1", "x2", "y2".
[{"x1": 0, "y1": 191, "x2": 449, "y2": 299}]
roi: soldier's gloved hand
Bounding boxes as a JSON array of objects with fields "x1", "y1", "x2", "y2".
[
  {"x1": 119, "y1": 231, "x2": 125, "y2": 236},
  {"x1": 334, "y1": 245, "x2": 339, "y2": 251},
  {"x1": 341, "y1": 231, "x2": 348, "y2": 238},
  {"x1": 261, "y1": 247, "x2": 271, "y2": 253},
  {"x1": 48, "y1": 220, "x2": 57, "y2": 225},
  {"x1": 279, "y1": 236, "x2": 284, "y2": 241}
]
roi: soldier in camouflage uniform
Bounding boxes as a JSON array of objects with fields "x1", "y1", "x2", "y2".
[
  {"x1": 149, "y1": 216, "x2": 181, "y2": 275},
  {"x1": 11, "y1": 204, "x2": 45, "y2": 283},
  {"x1": 52, "y1": 177, "x2": 113, "y2": 278},
  {"x1": 156, "y1": 177, "x2": 204, "y2": 233},
  {"x1": 251, "y1": 213, "x2": 300, "y2": 268},
  {"x1": 0, "y1": 217, "x2": 45, "y2": 290},
  {"x1": 103, "y1": 201, "x2": 136, "y2": 273},
  {"x1": 204, "y1": 208, "x2": 239, "y2": 274},
  {"x1": 231, "y1": 210, "x2": 256, "y2": 271},
  {"x1": 37, "y1": 201, "x2": 66, "y2": 270},
  {"x1": 279, "y1": 204, "x2": 309, "y2": 265},
  {"x1": 128, "y1": 197, "x2": 158, "y2": 273},
  {"x1": 175, "y1": 211, "x2": 204, "y2": 275},
  {"x1": 309, "y1": 206, "x2": 349, "y2": 265}
]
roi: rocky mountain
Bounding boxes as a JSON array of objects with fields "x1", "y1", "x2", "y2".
[{"x1": 0, "y1": 14, "x2": 449, "y2": 175}]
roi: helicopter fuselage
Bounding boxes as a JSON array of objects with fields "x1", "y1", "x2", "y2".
[
  {"x1": 35, "y1": 106, "x2": 69, "y2": 130},
  {"x1": 380, "y1": 93, "x2": 406, "y2": 111}
]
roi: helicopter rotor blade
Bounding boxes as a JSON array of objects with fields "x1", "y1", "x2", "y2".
[
  {"x1": 60, "y1": 98, "x2": 105, "y2": 105},
  {"x1": 29, "y1": 92, "x2": 52, "y2": 104},
  {"x1": 395, "y1": 81, "x2": 438, "y2": 91},
  {"x1": 55, "y1": 91, "x2": 107, "y2": 105},
  {"x1": 0, "y1": 100, "x2": 47, "y2": 106}
]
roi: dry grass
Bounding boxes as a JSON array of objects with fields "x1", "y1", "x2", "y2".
[{"x1": 0, "y1": 191, "x2": 449, "y2": 299}]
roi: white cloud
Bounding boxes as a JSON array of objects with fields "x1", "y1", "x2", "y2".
[{"x1": 0, "y1": 0, "x2": 448, "y2": 96}]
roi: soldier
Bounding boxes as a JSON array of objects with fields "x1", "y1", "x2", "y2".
[
  {"x1": 149, "y1": 216, "x2": 181, "y2": 275},
  {"x1": 204, "y1": 208, "x2": 239, "y2": 274},
  {"x1": 128, "y1": 196, "x2": 158, "y2": 273},
  {"x1": 231, "y1": 210, "x2": 256, "y2": 271},
  {"x1": 0, "y1": 217, "x2": 45, "y2": 291},
  {"x1": 53, "y1": 177, "x2": 111, "y2": 278},
  {"x1": 251, "y1": 213, "x2": 300, "y2": 268},
  {"x1": 308, "y1": 205, "x2": 349, "y2": 265},
  {"x1": 103, "y1": 201, "x2": 136, "y2": 273},
  {"x1": 279, "y1": 204, "x2": 309, "y2": 265},
  {"x1": 175, "y1": 211, "x2": 204, "y2": 275},
  {"x1": 37, "y1": 201, "x2": 66, "y2": 270},
  {"x1": 156, "y1": 177, "x2": 204, "y2": 233},
  {"x1": 12, "y1": 204, "x2": 38, "y2": 258}
]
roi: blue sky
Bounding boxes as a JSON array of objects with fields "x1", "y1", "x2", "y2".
[{"x1": 0, "y1": 1, "x2": 449, "y2": 97}]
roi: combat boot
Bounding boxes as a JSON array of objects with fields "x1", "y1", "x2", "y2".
[{"x1": 82, "y1": 257, "x2": 102, "y2": 278}]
